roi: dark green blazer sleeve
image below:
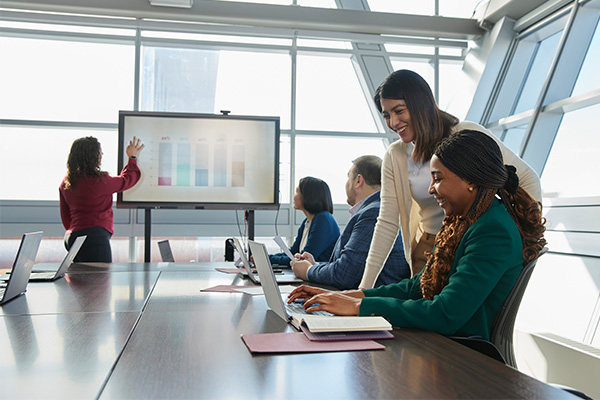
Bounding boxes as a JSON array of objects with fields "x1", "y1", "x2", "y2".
[{"x1": 359, "y1": 200, "x2": 524, "y2": 340}]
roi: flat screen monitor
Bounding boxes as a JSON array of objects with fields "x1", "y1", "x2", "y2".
[{"x1": 117, "y1": 111, "x2": 280, "y2": 210}]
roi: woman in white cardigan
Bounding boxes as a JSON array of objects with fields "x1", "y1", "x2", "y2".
[{"x1": 359, "y1": 70, "x2": 542, "y2": 289}]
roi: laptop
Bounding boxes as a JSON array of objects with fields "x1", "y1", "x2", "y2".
[
  {"x1": 232, "y1": 237, "x2": 302, "y2": 284},
  {"x1": 248, "y1": 240, "x2": 329, "y2": 323},
  {"x1": 0, "y1": 231, "x2": 43, "y2": 305},
  {"x1": 28, "y1": 235, "x2": 86, "y2": 281},
  {"x1": 249, "y1": 240, "x2": 394, "y2": 341},
  {"x1": 158, "y1": 240, "x2": 175, "y2": 262}
]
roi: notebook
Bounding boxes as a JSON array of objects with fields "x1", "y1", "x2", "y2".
[
  {"x1": 28, "y1": 235, "x2": 86, "y2": 281},
  {"x1": 231, "y1": 237, "x2": 302, "y2": 284},
  {"x1": 0, "y1": 231, "x2": 43, "y2": 305},
  {"x1": 248, "y1": 240, "x2": 393, "y2": 338}
]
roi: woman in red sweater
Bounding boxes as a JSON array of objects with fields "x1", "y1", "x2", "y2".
[{"x1": 59, "y1": 136, "x2": 144, "y2": 262}]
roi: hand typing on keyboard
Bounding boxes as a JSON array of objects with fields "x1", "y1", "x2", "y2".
[
  {"x1": 287, "y1": 285, "x2": 329, "y2": 304},
  {"x1": 288, "y1": 285, "x2": 365, "y2": 316},
  {"x1": 286, "y1": 299, "x2": 328, "y2": 316}
]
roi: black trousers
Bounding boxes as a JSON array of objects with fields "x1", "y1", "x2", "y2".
[{"x1": 65, "y1": 226, "x2": 112, "y2": 262}]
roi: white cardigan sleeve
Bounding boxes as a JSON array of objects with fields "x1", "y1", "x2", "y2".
[{"x1": 359, "y1": 142, "x2": 415, "y2": 289}]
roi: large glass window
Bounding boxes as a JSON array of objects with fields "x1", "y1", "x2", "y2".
[
  {"x1": 296, "y1": 54, "x2": 376, "y2": 132},
  {"x1": 141, "y1": 47, "x2": 291, "y2": 128},
  {"x1": 439, "y1": 0, "x2": 482, "y2": 19},
  {"x1": 513, "y1": 31, "x2": 562, "y2": 114},
  {"x1": 439, "y1": 60, "x2": 470, "y2": 120},
  {"x1": 572, "y1": 19, "x2": 600, "y2": 96},
  {"x1": 540, "y1": 104, "x2": 600, "y2": 198},
  {"x1": 368, "y1": 1, "x2": 434, "y2": 15},
  {"x1": 502, "y1": 125, "x2": 527, "y2": 154},
  {"x1": 141, "y1": 46, "x2": 219, "y2": 114},
  {"x1": 279, "y1": 135, "x2": 291, "y2": 204},
  {"x1": 214, "y1": 51, "x2": 291, "y2": 128},
  {"x1": 0, "y1": 36, "x2": 134, "y2": 122},
  {"x1": 0, "y1": 8, "x2": 471, "y2": 209},
  {"x1": 294, "y1": 136, "x2": 387, "y2": 203},
  {"x1": 0, "y1": 126, "x2": 117, "y2": 201}
]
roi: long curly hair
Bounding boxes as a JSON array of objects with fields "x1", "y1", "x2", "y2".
[
  {"x1": 419, "y1": 130, "x2": 546, "y2": 300},
  {"x1": 63, "y1": 136, "x2": 106, "y2": 190}
]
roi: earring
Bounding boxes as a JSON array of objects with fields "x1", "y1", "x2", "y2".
[{"x1": 468, "y1": 187, "x2": 474, "y2": 192}]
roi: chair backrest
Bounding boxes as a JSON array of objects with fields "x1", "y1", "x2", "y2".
[
  {"x1": 490, "y1": 247, "x2": 548, "y2": 368},
  {"x1": 158, "y1": 240, "x2": 175, "y2": 262}
]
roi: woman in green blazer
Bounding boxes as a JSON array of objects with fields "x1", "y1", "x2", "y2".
[{"x1": 288, "y1": 130, "x2": 546, "y2": 340}]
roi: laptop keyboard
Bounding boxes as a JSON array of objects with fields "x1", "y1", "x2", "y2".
[{"x1": 286, "y1": 301, "x2": 330, "y2": 316}]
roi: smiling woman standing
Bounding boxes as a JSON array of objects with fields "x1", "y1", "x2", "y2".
[
  {"x1": 288, "y1": 130, "x2": 546, "y2": 340},
  {"x1": 358, "y1": 69, "x2": 542, "y2": 287}
]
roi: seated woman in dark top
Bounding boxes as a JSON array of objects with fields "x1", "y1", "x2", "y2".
[
  {"x1": 269, "y1": 176, "x2": 340, "y2": 267},
  {"x1": 288, "y1": 130, "x2": 546, "y2": 340}
]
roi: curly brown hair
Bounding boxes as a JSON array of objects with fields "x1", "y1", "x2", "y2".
[
  {"x1": 63, "y1": 136, "x2": 106, "y2": 190},
  {"x1": 419, "y1": 131, "x2": 546, "y2": 300}
]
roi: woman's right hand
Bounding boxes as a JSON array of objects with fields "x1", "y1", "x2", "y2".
[
  {"x1": 287, "y1": 285, "x2": 330, "y2": 304},
  {"x1": 126, "y1": 136, "x2": 145, "y2": 158}
]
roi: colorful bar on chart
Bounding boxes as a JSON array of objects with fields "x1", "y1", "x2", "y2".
[
  {"x1": 158, "y1": 143, "x2": 172, "y2": 186},
  {"x1": 195, "y1": 143, "x2": 209, "y2": 186},
  {"x1": 177, "y1": 143, "x2": 191, "y2": 186},
  {"x1": 232, "y1": 144, "x2": 245, "y2": 187},
  {"x1": 213, "y1": 144, "x2": 227, "y2": 187}
]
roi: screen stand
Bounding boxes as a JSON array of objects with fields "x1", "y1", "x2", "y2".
[
  {"x1": 144, "y1": 208, "x2": 152, "y2": 262},
  {"x1": 246, "y1": 210, "x2": 255, "y2": 241}
]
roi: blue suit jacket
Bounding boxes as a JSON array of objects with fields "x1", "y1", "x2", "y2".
[
  {"x1": 307, "y1": 192, "x2": 410, "y2": 289},
  {"x1": 269, "y1": 210, "x2": 340, "y2": 267}
]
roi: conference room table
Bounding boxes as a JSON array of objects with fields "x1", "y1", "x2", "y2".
[{"x1": 0, "y1": 261, "x2": 575, "y2": 399}]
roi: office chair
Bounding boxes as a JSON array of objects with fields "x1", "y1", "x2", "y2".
[
  {"x1": 451, "y1": 247, "x2": 548, "y2": 368},
  {"x1": 490, "y1": 247, "x2": 548, "y2": 368},
  {"x1": 158, "y1": 240, "x2": 175, "y2": 262}
]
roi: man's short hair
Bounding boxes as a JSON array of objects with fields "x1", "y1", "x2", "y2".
[{"x1": 351, "y1": 155, "x2": 382, "y2": 187}]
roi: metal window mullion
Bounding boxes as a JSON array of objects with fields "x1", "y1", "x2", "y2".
[
  {"x1": 543, "y1": 87, "x2": 600, "y2": 113},
  {"x1": 433, "y1": 47, "x2": 440, "y2": 103},
  {"x1": 0, "y1": 26, "x2": 133, "y2": 44},
  {"x1": 0, "y1": 10, "x2": 136, "y2": 30},
  {"x1": 481, "y1": 36, "x2": 520, "y2": 127},
  {"x1": 289, "y1": 31, "x2": 298, "y2": 243},
  {"x1": 139, "y1": 36, "x2": 292, "y2": 53},
  {"x1": 1, "y1": 10, "x2": 471, "y2": 48},
  {"x1": 134, "y1": 21, "x2": 141, "y2": 112},
  {"x1": 514, "y1": 0, "x2": 576, "y2": 34},
  {"x1": 0, "y1": 119, "x2": 117, "y2": 130},
  {"x1": 520, "y1": 0, "x2": 581, "y2": 157},
  {"x1": 129, "y1": 22, "x2": 142, "y2": 262}
]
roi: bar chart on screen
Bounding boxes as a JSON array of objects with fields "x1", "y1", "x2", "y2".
[{"x1": 156, "y1": 139, "x2": 246, "y2": 188}]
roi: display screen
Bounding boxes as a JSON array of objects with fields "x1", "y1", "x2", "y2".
[{"x1": 117, "y1": 111, "x2": 280, "y2": 209}]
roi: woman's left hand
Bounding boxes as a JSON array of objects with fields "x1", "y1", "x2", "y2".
[{"x1": 304, "y1": 292, "x2": 362, "y2": 316}]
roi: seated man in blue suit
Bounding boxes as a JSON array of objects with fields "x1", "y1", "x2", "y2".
[{"x1": 290, "y1": 155, "x2": 410, "y2": 289}]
